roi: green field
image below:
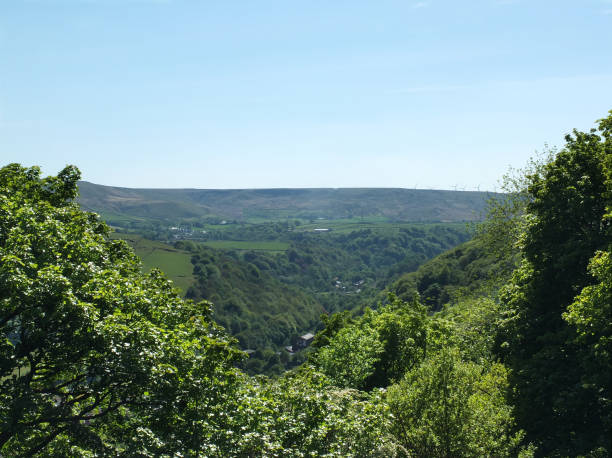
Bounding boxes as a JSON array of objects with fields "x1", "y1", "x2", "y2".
[
  {"x1": 295, "y1": 218, "x2": 468, "y2": 234},
  {"x1": 202, "y1": 240, "x2": 290, "y2": 252},
  {"x1": 111, "y1": 233, "x2": 194, "y2": 293}
]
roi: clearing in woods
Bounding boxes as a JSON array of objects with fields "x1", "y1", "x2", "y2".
[{"x1": 111, "y1": 233, "x2": 194, "y2": 294}]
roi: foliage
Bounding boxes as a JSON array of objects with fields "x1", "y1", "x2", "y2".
[
  {"x1": 314, "y1": 323, "x2": 384, "y2": 390},
  {"x1": 310, "y1": 290, "x2": 529, "y2": 456},
  {"x1": 563, "y1": 249, "x2": 612, "y2": 447},
  {"x1": 363, "y1": 295, "x2": 430, "y2": 389},
  {"x1": 387, "y1": 237, "x2": 511, "y2": 311},
  {"x1": 476, "y1": 149, "x2": 555, "y2": 262},
  {"x1": 495, "y1": 112, "x2": 612, "y2": 456},
  {"x1": 387, "y1": 348, "x2": 528, "y2": 457},
  {"x1": 0, "y1": 164, "x2": 242, "y2": 456},
  {"x1": 215, "y1": 369, "x2": 402, "y2": 457},
  {"x1": 182, "y1": 243, "x2": 322, "y2": 355},
  {"x1": 310, "y1": 310, "x2": 354, "y2": 349},
  {"x1": 178, "y1": 223, "x2": 469, "y2": 374},
  {"x1": 312, "y1": 295, "x2": 431, "y2": 390}
]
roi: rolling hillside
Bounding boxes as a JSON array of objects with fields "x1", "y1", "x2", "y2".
[
  {"x1": 78, "y1": 181, "x2": 498, "y2": 224},
  {"x1": 110, "y1": 233, "x2": 195, "y2": 294}
]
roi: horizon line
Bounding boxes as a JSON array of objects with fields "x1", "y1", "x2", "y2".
[{"x1": 78, "y1": 180, "x2": 502, "y2": 194}]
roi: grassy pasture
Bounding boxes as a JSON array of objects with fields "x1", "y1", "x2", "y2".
[
  {"x1": 111, "y1": 233, "x2": 194, "y2": 293},
  {"x1": 95, "y1": 211, "x2": 150, "y2": 227},
  {"x1": 202, "y1": 240, "x2": 289, "y2": 252}
]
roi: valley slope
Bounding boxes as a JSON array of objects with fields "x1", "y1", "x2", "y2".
[{"x1": 81, "y1": 183, "x2": 492, "y2": 373}]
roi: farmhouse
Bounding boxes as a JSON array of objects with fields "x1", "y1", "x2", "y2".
[
  {"x1": 285, "y1": 333, "x2": 315, "y2": 353},
  {"x1": 295, "y1": 332, "x2": 315, "y2": 350}
]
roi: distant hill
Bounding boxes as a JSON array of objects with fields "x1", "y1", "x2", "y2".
[{"x1": 77, "y1": 181, "x2": 498, "y2": 223}]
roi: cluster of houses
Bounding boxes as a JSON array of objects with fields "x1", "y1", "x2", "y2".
[
  {"x1": 334, "y1": 278, "x2": 365, "y2": 294},
  {"x1": 169, "y1": 225, "x2": 208, "y2": 240},
  {"x1": 241, "y1": 332, "x2": 315, "y2": 356}
]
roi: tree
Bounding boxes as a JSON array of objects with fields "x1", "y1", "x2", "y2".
[
  {"x1": 0, "y1": 164, "x2": 242, "y2": 456},
  {"x1": 310, "y1": 310, "x2": 353, "y2": 349},
  {"x1": 386, "y1": 348, "x2": 528, "y2": 457},
  {"x1": 364, "y1": 294, "x2": 429, "y2": 389},
  {"x1": 496, "y1": 112, "x2": 612, "y2": 455},
  {"x1": 561, "y1": 113, "x2": 612, "y2": 452},
  {"x1": 563, "y1": 249, "x2": 612, "y2": 452},
  {"x1": 314, "y1": 317, "x2": 384, "y2": 390},
  {"x1": 213, "y1": 368, "x2": 402, "y2": 456}
]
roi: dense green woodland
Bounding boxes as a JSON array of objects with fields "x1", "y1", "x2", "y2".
[
  {"x1": 174, "y1": 224, "x2": 468, "y2": 373},
  {"x1": 110, "y1": 216, "x2": 470, "y2": 374},
  {"x1": 1, "y1": 111, "x2": 610, "y2": 456},
  {"x1": 385, "y1": 236, "x2": 516, "y2": 311}
]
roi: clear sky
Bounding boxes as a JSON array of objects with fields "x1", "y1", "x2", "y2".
[{"x1": 1, "y1": 0, "x2": 611, "y2": 190}]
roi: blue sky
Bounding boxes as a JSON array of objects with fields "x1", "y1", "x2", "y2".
[{"x1": 1, "y1": 0, "x2": 611, "y2": 190}]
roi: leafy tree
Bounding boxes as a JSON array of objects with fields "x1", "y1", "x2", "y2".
[
  {"x1": 387, "y1": 348, "x2": 529, "y2": 458},
  {"x1": 496, "y1": 112, "x2": 612, "y2": 455},
  {"x1": 314, "y1": 320, "x2": 384, "y2": 389},
  {"x1": 439, "y1": 297, "x2": 503, "y2": 364},
  {"x1": 310, "y1": 310, "x2": 353, "y2": 349},
  {"x1": 213, "y1": 368, "x2": 402, "y2": 457},
  {"x1": 364, "y1": 294, "x2": 429, "y2": 389},
  {"x1": 310, "y1": 278, "x2": 530, "y2": 455},
  {"x1": 0, "y1": 164, "x2": 241, "y2": 456},
  {"x1": 476, "y1": 149, "x2": 555, "y2": 263},
  {"x1": 563, "y1": 250, "x2": 612, "y2": 449}
]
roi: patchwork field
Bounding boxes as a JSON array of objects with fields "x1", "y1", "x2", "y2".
[
  {"x1": 294, "y1": 218, "x2": 469, "y2": 234},
  {"x1": 111, "y1": 233, "x2": 194, "y2": 294}
]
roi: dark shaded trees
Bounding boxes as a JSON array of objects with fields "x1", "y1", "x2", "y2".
[{"x1": 496, "y1": 112, "x2": 612, "y2": 455}]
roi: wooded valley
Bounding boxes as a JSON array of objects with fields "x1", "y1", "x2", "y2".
[{"x1": 1, "y1": 112, "x2": 610, "y2": 456}]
